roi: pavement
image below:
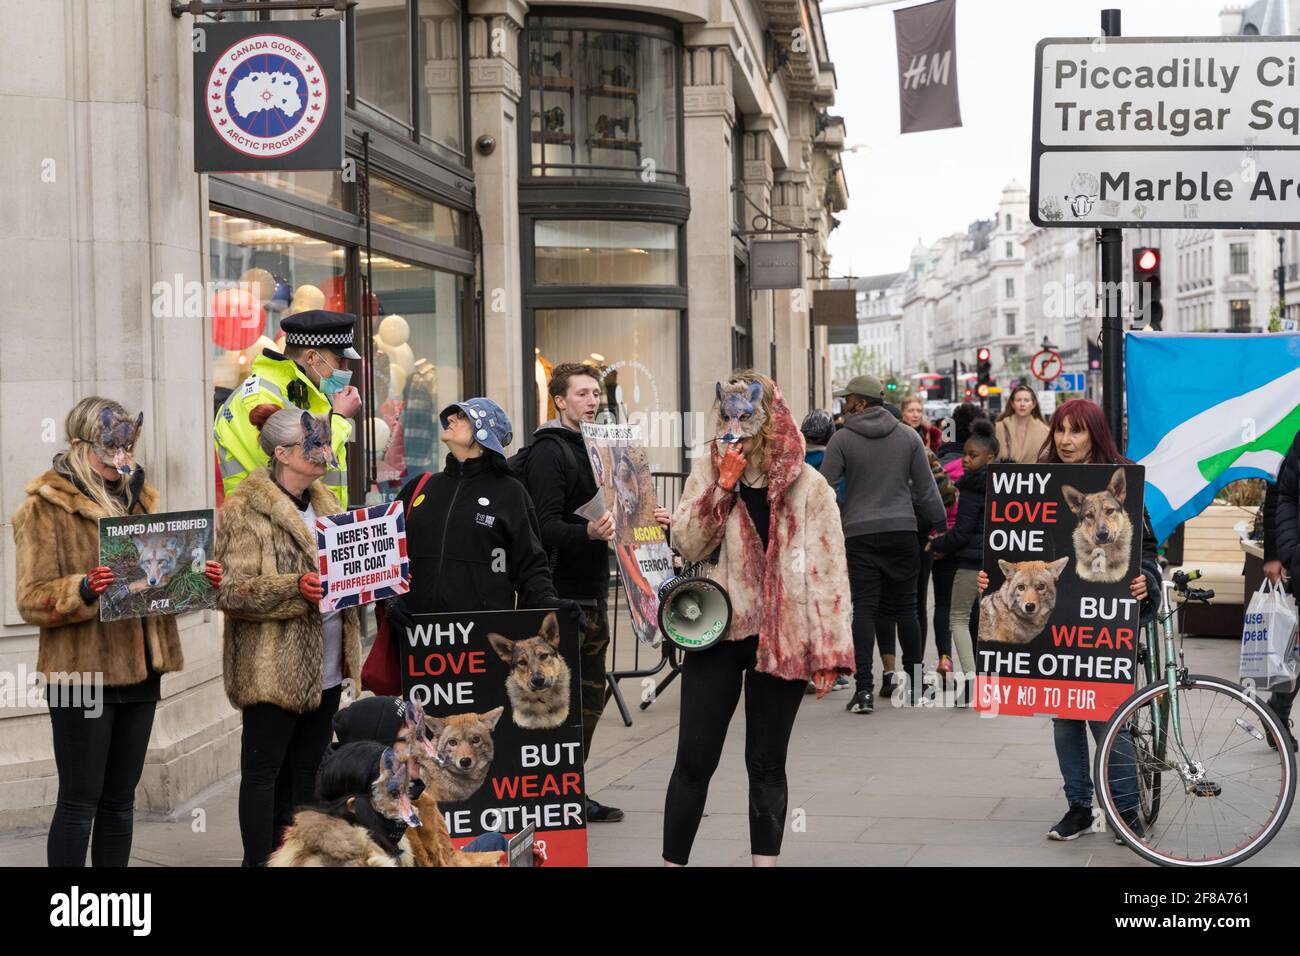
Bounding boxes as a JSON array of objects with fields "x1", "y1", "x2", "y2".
[{"x1": 2, "y1": 621, "x2": 1298, "y2": 867}]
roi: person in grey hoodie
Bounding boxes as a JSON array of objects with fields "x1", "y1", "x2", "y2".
[{"x1": 821, "y1": 375, "x2": 947, "y2": 715}]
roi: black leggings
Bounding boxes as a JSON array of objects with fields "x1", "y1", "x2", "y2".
[
  {"x1": 47, "y1": 698, "x2": 157, "y2": 867},
  {"x1": 238, "y1": 685, "x2": 341, "y2": 866},
  {"x1": 662, "y1": 636, "x2": 806, "y2": 864}
]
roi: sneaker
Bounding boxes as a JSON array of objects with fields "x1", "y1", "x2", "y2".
[
  {"x1": 831, "y1": 675, "x2": 852, "y2": 691},
  {"x1": 847, "y1": 690, "x2": 874, "y2": 714},
  {"x1": 586, "y1": 798, "x2": 624, "y2": 823},
  {"x1": 1113, "y1": 808, "x2": 1146, "y2": 845},
  {"x1": 1047, "y1": 803, "x2": 1094, "y2": 841},
  {"x1": 879, "y1": 673, "x2": 898, "y2": 699}
]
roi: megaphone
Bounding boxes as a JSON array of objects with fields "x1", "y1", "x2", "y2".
[{"x1": 657, "y1": 574, "x2": 731, "y2": 652}]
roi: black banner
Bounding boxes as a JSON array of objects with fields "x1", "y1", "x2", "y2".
[{"x1": 894, "y1": 0, "x2": 963, "y2": 134}]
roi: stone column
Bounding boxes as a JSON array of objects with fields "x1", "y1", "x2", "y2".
[
  {"x1": 0, "y1": 0, "x2": 235, "y2": 825},
  {"x1": 771, "y1": 173, "x2": 809, "y2": 401},
  {"x1": 468, "y1": 0, "x2": 525, "y2": 440},
  {"x1": 743, "y1": 129, "x2": 774, "y2": 380},
  {"x1": 682, "y1": 45, "x2": 736, "y2": 418}
]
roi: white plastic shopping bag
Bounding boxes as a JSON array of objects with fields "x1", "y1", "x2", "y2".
[{"x1": 1239, "y1": 581, "x2": 1299, "y2": 688}]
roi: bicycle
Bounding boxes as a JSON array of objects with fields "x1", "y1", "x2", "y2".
[{"x1": 1096, "y1": 569, "x2": 1297, "y2": 866}]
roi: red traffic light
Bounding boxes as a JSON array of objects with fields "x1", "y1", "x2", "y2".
[
  {"x1": 1136, "y1": 248, "x2": 1159, "y2": 273},
  {"x1": 976, "y1": 347, "x2": 991, "y2": 362},
  {"x1": 977, "y1": 384, "x2": 990, "y2": 397}
]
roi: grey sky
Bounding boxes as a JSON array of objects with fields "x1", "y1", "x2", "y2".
[{"x1": 824, "y1": 0, "x2": 1235, "y2": 277}]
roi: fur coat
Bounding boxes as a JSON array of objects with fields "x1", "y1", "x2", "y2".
[
  {"x1": 217, "y1": 468, "x2": 361, "y2": 714},
  {"x1": 267, "y1": 810, "x2": 415, "y2": 867},
  {"x1": 671, "y1": 395, "x2": 854, "y2": 682},
  {"x1": 406, "y1": 790, "x2": 504, "y2": 867},
  {"x1": 13, "y1": 468, "x2": 183, "y2": 685}
]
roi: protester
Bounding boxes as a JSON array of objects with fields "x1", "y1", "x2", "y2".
[
  {"x1": 927, "y1": 418, "x2": 998, "y2": 706},
  {"x1": 521, "y1": 363, "x2": 670, "y2": 821},
  {"x1": 217, "y1": 405, "x2": 362, "y2": 867},
  {"x1": 369, "y1": 398, "x2": 576, "y2": 683},
  {"x1": 931, "y1": 403, "x2": 986, "y2": 676},
  {"x1": 1263, "y1": 429, "x2": 1300, "y2": 749},
  {"x1": 14, "y1": 398, "x2": 222, "y2": 867},
  {"x1": 821, "y1": 375, "x2": 946, "y2": 714},
  {"x1": 665, "y1": 372, "x2": 852, "y2": 866},
  {"x1": 994, "y1": 384, "x2": 1051, "y2": 465},
  {"x1": 214, "y1": 310, "x2": 362, "y2": 508},
  {"x1": 901, "y1": 394, "x2": 943, "y2": 452},
  {"x1": 269, "y1": 741, "x2": 418, "y2": 867},
  {"x1": 978, "y1": 398, "x2": 1154, "y2": 842}
]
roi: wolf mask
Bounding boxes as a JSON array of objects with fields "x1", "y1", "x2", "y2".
[
  {"x1": 299, "y1": 412, "x2": 337, "y2": 468},
  {"x1": 715, "y1": 380, "x2": 766, "y2": 446},
  {"x1": 96, "y1": 408, "x2": 143, "y2": 476}
]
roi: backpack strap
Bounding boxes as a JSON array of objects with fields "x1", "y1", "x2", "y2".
[{"x1": 403, "y1": 471, "x2": 433, "y2": 509}]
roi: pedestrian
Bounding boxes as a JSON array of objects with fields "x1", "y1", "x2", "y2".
[
  {"x1": 664, "y1": 372, "x2": 852, "y2": 866},
  {"x1": 994, "y1": 384, "x2": 1051, "y2": 464},
  {"x1": 901, "y1": 395, "x2": 943, "y2": 452},
  {"x1": 927, "y1": 418, "x2": 998, "y2": 707},
  {"x1": 521, "y1": 363, "x2": 671, "y2": 822},
  {"x1": 367, "y1": 397, "x2": 578, "y2": 683},
  {"x1": 269, "y1": 741, "x2": 419, "y2": 867},
  {"x1": 217, "y1": 404, "x2": 363, "y2": 867},
  {"x1": 977, "y1": 398, "x2": 1155, "y2": 842},
  {"x1": 14, "y1": 397, "x2": 222, "y2": 867},
  {"x1": 931, "y1": 403, "x2": 986, "y2": 678},
  {"x1": 214, "y1": 310, "x2": 362, "y2": 508},
  {"x1": 821, "y1": 375, "x2": 947, "y2": 714},
  {"x1": 1263, "y1": 429, "x2": 1300, "y2": 750}
]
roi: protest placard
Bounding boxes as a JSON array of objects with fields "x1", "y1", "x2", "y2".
[
  {"x1": 976, "y1": 463, "x2": 1145, "y2": 720},
  {"x1": 579, "y1": 422, "x2": 673, "y2": 645},
  {"x1": 401, "y1": 608, "x2": 587, "y2": 866},
  {"x1": 314, "y1": 501, "x2": 410, "y2": 613},
  {"x1": 98, "y1": 509, "x2": 216, "y2": 622}
]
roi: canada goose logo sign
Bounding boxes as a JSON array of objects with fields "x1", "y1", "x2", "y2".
[{"x1": 206, "y1": 33, "x2": 327, "y2": 158}]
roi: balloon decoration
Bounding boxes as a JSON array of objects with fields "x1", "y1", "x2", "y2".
[
  {"x1": 269, "y1": 279, "x2": 292, "y2": 312},
  {"x1": 237, "y1": 335, "x2": 277, "y2": 371},
  {"x1": 377, "y1": 315, "x2": 410, "y2": 349},
  {"x1": 239, "y1": 267, "x2": 275, "y2": 305},
  {"x1": 369, "y1": 417, "x2": 392, "y2": 459},
  {"x1": 211, "y1": 288, "x2": 265, "y2": 351},
  {"x1": 387, "y1": 343, "x2": 415, "y2": 377},
  {"x1": 283, "y1": 283, "x2": 325, "y2": 318},
  {"x1": 388, "y1": 363, "x2": 408, "y2": 402}
]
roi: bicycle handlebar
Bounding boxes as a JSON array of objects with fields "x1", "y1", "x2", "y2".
[{"x1": 1173, "y1": 569, "x2": 1202, "y2": 587}]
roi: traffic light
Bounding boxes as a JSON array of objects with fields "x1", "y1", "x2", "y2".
[
  {"x1": 1087, "y1": 338, "x2": 1101, "y2": 371},
  {"x1": 976, "y1": 347, "x2": 992, "y2": 389},
  {"x1": 1132, "y1": 247, "x2": 1163, "y2": 331},
  {"x1": 886, "y1": 379, "x2": 898, "y2": 394}
]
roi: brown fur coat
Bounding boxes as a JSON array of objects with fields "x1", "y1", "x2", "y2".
[
  {"x1": 671, "y1": 395, "x2": 854, "y2": 682},
  {"x1": 267, "y1": 810, "x2": 416, "y2": 867},
  {"x1": 406, "y1": 789, "x2": 503, "y2": 867},
  {"x1": 13, "y1": 468, "x2": 183, "y2": 685},
  {"x1": 217, "y1": 468, "x2": 361, "y2": 713}
]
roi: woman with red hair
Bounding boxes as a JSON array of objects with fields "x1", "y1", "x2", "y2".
[{"x1": 979, "y1": 399, "x2": 1159, "y2": 844}]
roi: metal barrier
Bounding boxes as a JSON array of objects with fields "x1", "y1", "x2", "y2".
[{"x1": 604, "y1": 470, "x2": 689, "y2": 726}]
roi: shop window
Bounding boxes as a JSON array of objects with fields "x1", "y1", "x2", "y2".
[
  {"x1": 1230, "y1": 299, "x2": 1251, "y2": 330},
  {"x1": 372, "y1": 261, "x2": 464, "y2": 496},
  {"x1": 535, "y1": 308, "x2": 679, "y2": 472},
  {"x1": 526, "y1": 15, "x2": 679, "y2": 182},
  {"x1": 208, "y1": 210, "x2": 347, "y2": 411},
  {"x1": 417, "y1": 0, "x2": 464, "y2": 155},
  {"x1": 371, "y1": 174, "x2": 468, "y2": 248},
  {"x1": 534, "y1": 220, "x2": 676, "y2": 284},
  {"x1": 356, "y1": 0, "x2": 414, "y2": 134}
]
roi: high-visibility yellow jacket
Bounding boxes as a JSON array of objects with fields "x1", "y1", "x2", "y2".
[{"x1": 214, "y1": 351, "x2": 352, "y2": 507}]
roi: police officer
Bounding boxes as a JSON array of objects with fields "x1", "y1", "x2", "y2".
[{"x1": 214, "y1": 310, "x2": 362, "y2": 508}]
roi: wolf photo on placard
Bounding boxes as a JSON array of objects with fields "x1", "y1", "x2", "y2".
[
  {"x1": 98, "y1": 509, "x2": 217, "y2": 622},
  {"x1": 980, "y1": 557, "x2": 1069, "y2": 645},
  {"x1": 488, "y1": 611, "x2": 572, "y2": 730},
  {"x1": 1061, "y1": 467, "x2": 1134, "y2": 583}
]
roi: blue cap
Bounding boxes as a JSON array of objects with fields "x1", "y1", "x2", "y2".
[{"x1": 440, "y1": 398, "x2": 513, "y2": 458}]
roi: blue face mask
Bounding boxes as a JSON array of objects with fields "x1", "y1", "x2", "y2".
[{"x1": 311, "y1": 355, "x2": 353, "y2": 397}]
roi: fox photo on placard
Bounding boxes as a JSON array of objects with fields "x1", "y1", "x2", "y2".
[
  {"x1": 401, "y1": 608, "x2": 587, "y2": 866},
  {"x1": 98, "y1": 510, "x2": 217, "y2": 622},
  {"x1": 976, "y1": 464, "x2": 1145, "y2": 721}
]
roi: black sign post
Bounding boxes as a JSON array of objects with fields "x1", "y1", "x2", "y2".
[{"x1": 193, "y1": 19, "x2": 344, "y2": 173}]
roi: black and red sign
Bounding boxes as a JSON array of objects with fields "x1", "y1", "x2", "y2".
[
  {"x1": 976, "y1": 463, "x2": 1146, "y2": 720},
  {"x1": 193, "y1": 19, "x2": 344, "y2": 173}
]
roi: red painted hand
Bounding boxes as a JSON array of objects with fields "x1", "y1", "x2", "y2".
[
  {"x1": 85, "y1": 566, "x2": 115, "y2": 594},
  {"x1": 204, "y1": 560, "x2": 223, "y2": 589},
  {"x1": 299, "y1": 572, "x2": 324, "y2": 603},
  {"x1": 717, "y1": 446, "x2": 747, "y2": 492}
]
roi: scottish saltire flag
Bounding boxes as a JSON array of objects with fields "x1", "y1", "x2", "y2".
[{"x1": 1126, "y1": 332, "x2": 1300, "y2": 545}]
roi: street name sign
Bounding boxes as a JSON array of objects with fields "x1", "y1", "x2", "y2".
[{"x1": 1031, "y1": 36, "x2": 1300, "y2": 228}]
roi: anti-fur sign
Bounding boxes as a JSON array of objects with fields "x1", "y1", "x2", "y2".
[
  {"x1": 98, "y1": 510, "x2": 217, "y2": 622},
  {"x1": 401, "y1": 608, "x2": 588, "y2": 866},
  {"x1": 314, "y1": 501, "x2": 410, "y2": 612},
  {"x1": 976, "y1": 464, "x2": 1145, "y2": 720}
]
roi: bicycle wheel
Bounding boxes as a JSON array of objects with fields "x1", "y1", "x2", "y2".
[
  {"x1": 1096, "y1": 675, "x2": 1296, "y2": 867},
  {"x1": 1129, "y1": 642, "x2": 1163, "y2": 827}
]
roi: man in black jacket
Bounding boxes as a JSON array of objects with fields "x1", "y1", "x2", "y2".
[{"x1": 522, "y1": 364, "x2": 623, "y2": 822}]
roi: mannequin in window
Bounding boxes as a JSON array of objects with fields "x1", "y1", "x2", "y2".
[{"x1": 401, "y1": 359, "x2": 439, "y2": 472}]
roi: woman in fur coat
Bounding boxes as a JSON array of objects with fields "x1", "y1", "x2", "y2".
[
  {"x1": 13, "y1": 397, "x2": 222, "y2": 866},
  {"x1": 662, "y1": 372, "x2": 853, "y2": 867},
  {"x1": 217, "y1": 404, "x2": 362, "y2": 866}
]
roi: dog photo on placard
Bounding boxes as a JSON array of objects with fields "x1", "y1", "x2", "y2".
[
  {"x1": 979, "y1": 557, "x2": 1069, "y2": 644},
  {"x1": 1061, "y1": 467, "x2": 1134, "y2": 584},
  {"x1": 488, "y1": 611, "x2": 572, "y2": 730}
]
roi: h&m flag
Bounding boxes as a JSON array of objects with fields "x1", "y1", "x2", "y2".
[
  {"x1": 1125, "y1": 331, "x2": 1300, "y2": 545},
  {"x1": 894, "y1": 0, "x2": 962, "y2": 134}
]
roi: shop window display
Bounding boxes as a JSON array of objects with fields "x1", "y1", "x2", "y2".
[{"x1": 534, "y1": 220, "x2": 675, "y2": 285}]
